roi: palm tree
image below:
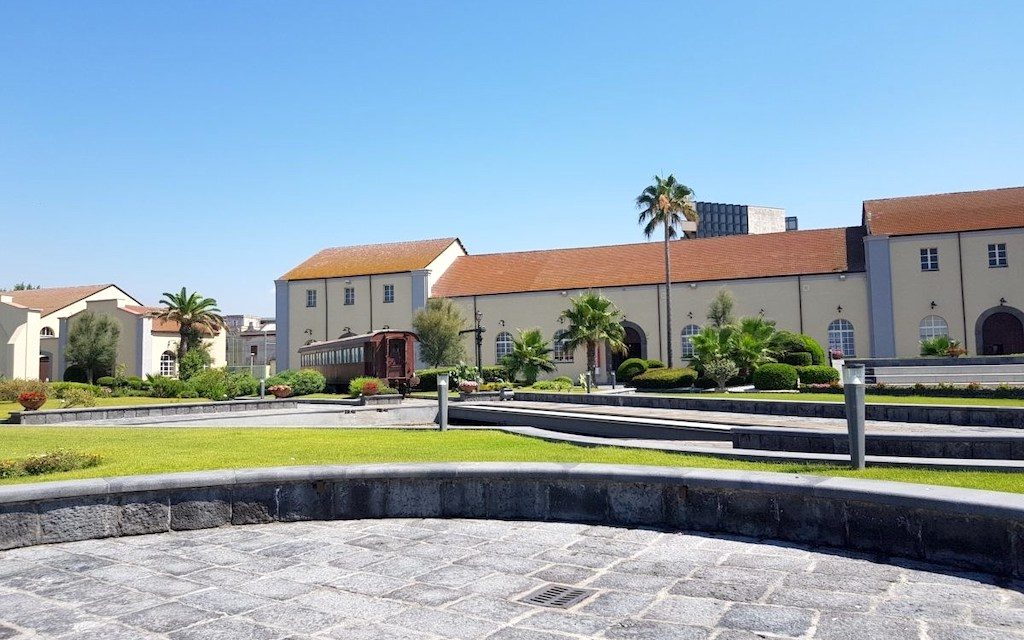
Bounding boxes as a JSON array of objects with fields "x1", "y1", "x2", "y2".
[
  {"x1": 502, "y1": 328, "x2": 557, "y2": 384},
  {"x1": 560, "y1": 291, "x2": 628, "y2": 383},
  {"x1": 156, "y1": 288, "x2": 226, "y2": 359},
  {"x1": 636, "y1": 174, "x2": 698, "y2": 368}
]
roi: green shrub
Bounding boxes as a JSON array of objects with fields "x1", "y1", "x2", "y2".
[
  {"x1": 50, "y1": 382, "x2": 104, "y2": 398},
  {"x1": 0, "y1": 449, "x2": 102, "y2": 478},
  {"x1": 413, "y1": 368, "x2": 456, "y2": 391},
  {"x1": 552, "y1": 376, "x2": 574, "y2": 385},
  {"x1": 61, "y1": 388, "x2": 97, "y2": 408},
  {"x1": 773, "y1": 331, "x2": 826, "y2": 366},
  {"x1": 480, "y1": 365, "x2": 508, "y2": 382},
  {"x1": 753, "y1": 363, "x2": 798, "y2": 390},
  {"x1": 126, "y1": 376, "x2": 149, "y2": 391},
  {"x1": 148, "y1": 376, "x2": 186, "y2": 398},
  {"x1": 799, "y1": 335, "x2": 826, "y2": 365},
  {"x1": 349, "y1": 376, "x2": 385, "y2": 396},
  {"x1": 227, "y1": 370, "x2": 260, "y2": 397},
  {"x1": 266, "y1": 369, "x2": 326, "y2": 396},
  {"x1": 632, "y1": 367, "x2": 698, "y2": 390},
  {"x1": 797, "y1": 365, "x2": 839, "y2": 385},
  {"x1": 530, "y1": 379, "x2": 573, "y2": 391},
  {"x1": 96, "y1": 376, "x2": 116, "y2": 387},
  {"x1": 0, "y1": 378, "x2": 48, "y2": 402},
  {"x1": 646, "y1": 359, "x2": 666, "y2": 369},
  {"x1": 616, "y1": 358, "x2": 649, "y2": 383},
  {"x1": 187, "y1": 368, "x2": 231, "y2": 400},
  {"x1": 783, "y1": 352, "x2": 813, "y2": 367},
  {"x1": 703, "y1": 358, "x2": 740, "y2": 390},
  {"x1": 479, "y1": 382, "x2": 513, "y2": 392},
  {"x1": 179, "y1": 388, "x2": 200, "y2": 399},
  {"x1": 179, "y1": 348, "x2": 212, "y2": 381}
]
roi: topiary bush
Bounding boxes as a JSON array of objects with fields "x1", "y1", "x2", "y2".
[
  {"x1": 552, "y1": 376, "x2": 574, "y2": 385},
  {"x1": 96, "y1": 376, "x2": 116, "y2": 387},
  {"x1": 773, "y1": 331, "x2": 826, "y2": 366},
  {"x1": 783, "y1": 352, "x2": 813, "y2": 367},
  {"x1": 616, "y1": 358, "x2": 649, "y2": 383},
  {"x1": 646, "y1": 359, "x2": 666, "y2": 369},
  {"x1": 753, "y1": 363, "x2": 798, "y2": 390},
  {"x1": 796, "y1": 365, "x2": 840, "y2": 385},
  {"x1": 414, "y1": 368, "x2": 456, "y2": 391},
  {"x1": 530, "y1": 379, "x2": 574, "y2": 391},
  {"x1": 148, "y1": 376, "x2": 186, "y2": 398},
  {"x1": 632, "y1": 367, "x2": 698, "y2": 390},
  {"x1": 266, "y1": 369, "x2": 326, "y2": 396},
  {"x1": 480, "y1": 365, "x2": 508, "y2": 382}
]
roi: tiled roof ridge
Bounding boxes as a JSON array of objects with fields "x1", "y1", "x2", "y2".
[
  {"x1": 864, "y1": 185, "x2": 1024, "y2": 205},
  {"x1": 311, "y1": 236, "x2": 459, "y2": 253}
]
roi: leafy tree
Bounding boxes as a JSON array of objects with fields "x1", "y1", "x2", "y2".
[
  {"x1": 704, "y1": 357, "x2": 739, "y2": 391},
  {"x1": 636, "y1": 174, "x2": 698, "y2": 367},
  {"x1": 412, "y1": 298, "x2": 467, "y2": 367},
  {"x1": 155, "y1": 288, "x2": 226, "y2": 359},
  {"x1": 707, "y1": 288, "x2": 736, "y2": 328},
  {"x1": 560, "y1": 291, "x2": 627, "y2": 381},
  {"x1": 178, "y1": 347, "x2": 212, "y2": 381},
  {"x1": 65, "y1": 312, "x2": 120, "y2": 384},
  {"x1": 502, "y1": 328, "x2": 556, "y2": 384}
]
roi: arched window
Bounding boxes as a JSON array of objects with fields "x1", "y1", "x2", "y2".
[
  {"x1": 159, "y1": 351, "x2": 177, "y2": 377},
  {"x1": 919, "y1": 315, "x2": 949, "y2": 341},
  {"x1": 680, "y1": 324, "x2": 701, "y2": 358},
  {"x1": 495, "y1": 331, "x2": 514, "y2": 361},
  {"x1": 552, "y1": 330, "x2": 573, "y2": 363},
  {"x1": 827, "y1": 319, "x2": 856, "y2": 358},
  {"x1": 39, "y1": 327, "x2": 55, "y2": 337}
]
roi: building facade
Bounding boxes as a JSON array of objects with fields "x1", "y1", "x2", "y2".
[
  {"x1": 694, "y1": 202, "x2": 791, "y2": 237},
  {"x1": 276, "y1": 187, "x2": 1024, "y2": 380},
  {"x1": 225, "y1": 315, "x2": 277, "y2": 375}
]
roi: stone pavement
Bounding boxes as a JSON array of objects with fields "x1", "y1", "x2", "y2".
[{"x1": 0, "y1": 519, "x2": 1022, "y2": 639}]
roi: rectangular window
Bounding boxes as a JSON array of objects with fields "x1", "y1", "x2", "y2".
[
  {"x1": 920, "y1": 247, "x2": 939, "y2": 271},
  {"x1": 344, "y1": 287, "x2": 355, "y2": 305},
  {"x1": 383, "y1": 284, "x2": 395, "y2": 304},
  {"x1": 988, "y1": 243, "x2": 1008, "y2": 268},
  {"x1": 305, "y1": 289, "x2": 317, "y2": 308}
]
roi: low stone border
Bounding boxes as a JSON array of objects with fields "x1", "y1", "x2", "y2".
[
  {"x1": 513, "y1": 391, "x2": 1024, "y2": 429},
  {"x1": 8, "y1": 399, "x2": 297, "y2": 425},
  {"x1": 0, "y1": 463, "x2": 1021, "y2": 578},
  {"x1": 732, "y1": 427, "x2": 1024, "y2": 460}
]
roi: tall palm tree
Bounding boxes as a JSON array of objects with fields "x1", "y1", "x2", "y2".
[
  {"x1": 156, "y1": 288, "x2": 226, "y2": 359},
  {"x1": 636, "y1": 174, "x2": 698, "y2": 367},
  {"x1": 560, "y1": 291, "x2": 628, "y2": 383},
  {"x1": 502, "y1": 328, "x2": 557, "y2": 384}
]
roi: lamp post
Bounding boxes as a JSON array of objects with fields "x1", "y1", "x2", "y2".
[
  {"x1": 458, "y1": 311, "x2": 486, "y2": 375},
  {"x1": 842, "y1": 364, "x2": 866, "y2": 470},
  {"x1": 437, "y1": 373, "x2": 449, "y2": 431}
]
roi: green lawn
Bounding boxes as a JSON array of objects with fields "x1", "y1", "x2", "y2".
[
  {"x1": 0, "y1": 396, "x2": 209, "y2": 423},
  {"x1": 671, "y1": 391, "x2": 1024, "y2": 407},
  {"x1": 0, "y1": 427, "x2": 1021, "y2": 493}
]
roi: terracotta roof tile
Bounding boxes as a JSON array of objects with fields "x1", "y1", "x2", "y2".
[
  {"x1": 863, "y1": 186, "x2": 1024, "y2": 236},
  {"x1": 432, "y1": 227, "x2": 865, "y2": 298},
  {"x1": 3, "y1": 284, "x2": 117, "y2": 316},
  {"x1": 280, "y1": 238, "x2": 462, "y2": 281},
  {"x1": 125, "y1": 305, "x2": 218, "y2": 335}
]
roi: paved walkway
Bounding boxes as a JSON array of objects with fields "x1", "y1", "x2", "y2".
[{"x1": 1, "y1": 519, "x2": 1021, "y2": 639}]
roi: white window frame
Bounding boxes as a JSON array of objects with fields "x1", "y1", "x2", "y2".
[
  {"x1": 919, "y1": 315, "x2": 949, "y2": 342},
  {"x1": 305, "y1": 289, "x2": 317, "y2": 308},
  {"x1": 39, "y1": 326, "x2": 55, "y2": 337},
  {"x1": 495, "y1": 331, "x2": 514, "y2": 361},
  {"x1": 344, "y1": 287, "x2": 355, "y2": 305},
  {"x1": 552, "y1": 330, "x2": 573, "y2": 363},
  {"x1": 988, "y1": 243, "x2": 1008, "y2": 268},
  {"x1": 383, "y1": 284, "x2": 395, "y2": 304},
  {"x1": 159, "y1": 351, "x2": 177, "y2": 377},
  {"x1": 920, "y1": 247, "x2": 939, "y2": 271},
  {"x1": 827, "y1": 319, "x2": 856, "y2": 358},
  {"x1": 680, "y1": 324, "x2": 701, "y2": 358}
]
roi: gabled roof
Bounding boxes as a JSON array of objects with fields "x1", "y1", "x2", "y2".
[
  {"x1": 863, "y1": 186, "x2": 1024, "y2": 236},
  {"x1": 280, "y1": 238, "x2": 463, "y2": 281},
  {"x1": 432, "y1": 227, "x2": 865, "y2": 298},
  {"x1": 2, "y1": 284, "x2": 124, "y2": 317},
  {"x1": 124, "y1": 305, "x2": 219, "y2": 335}
]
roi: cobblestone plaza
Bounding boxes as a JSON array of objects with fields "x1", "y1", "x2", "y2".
[{"x1": 0, "y1": 519, "x2": 1021, "y2": 639}]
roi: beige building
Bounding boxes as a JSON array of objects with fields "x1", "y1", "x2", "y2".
[
  {"x1": 0, "y1": 284, "x2": 225, "y2": 381},
  {"x1": 276, "y1": 187, "x2": 1020, "y2": 380}
]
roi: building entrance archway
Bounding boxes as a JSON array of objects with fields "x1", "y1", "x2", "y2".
[{"x1": 976, "y1": 306, "x2": 1024, "y2": 355}]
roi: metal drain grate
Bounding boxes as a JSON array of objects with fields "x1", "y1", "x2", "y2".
[{"x1": 519, "y1": 584, "x2": 596, "y2": 609}]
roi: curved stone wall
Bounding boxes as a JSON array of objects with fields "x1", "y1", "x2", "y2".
[{"x1": 0, "y1": 463, "x2": 1021, "y2": 578}]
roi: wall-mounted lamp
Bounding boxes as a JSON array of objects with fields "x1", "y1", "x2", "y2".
[
  {"x1": 382, "y1": 325, "x2": 390, "y2": 330},
  {"x1": 304, "y1": 329, "x2": 313, "y2": 336},
  {"x1": 345, "y1": 279, "x2": 352, "y2": 284},
  {"x1": 687, "y1": 311, "x2": 694, "y2": 319},
  {"x1": 930, "y1": 301, "x2": 937, "y2": 309},
  {"x1": 839, "y1": 274, "x2": 847, "y2": 281},
  {"x1": 498, "y1": 320, "x2": 506, "y2": 327},
  {"x1": 1000, "y1": 297, "x2": 1007, "y2": 306},
  {"x1": 342, "y1": 326, "x2": 351, "y2": 334},
  {"x1": 557, "y1": 316, "x2": 565, "y2": 325},
  {"x1": 560, "y1": 291, "x2": 568, "y2": 296},
  {"x1": 758, "y1": 308, "x2": 765, "y2": 316},
  {"x1": 836, "y1": 305, "x2": 844, "y2": 314}
]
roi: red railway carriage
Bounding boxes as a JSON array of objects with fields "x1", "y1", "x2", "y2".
[{"x1": 297, "y1": 330, "x2": 418, "y2": 392}]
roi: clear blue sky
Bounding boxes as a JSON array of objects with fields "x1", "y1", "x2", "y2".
[{"x1": 2, "y1": 1, "x2": 1022, "y2": 315}]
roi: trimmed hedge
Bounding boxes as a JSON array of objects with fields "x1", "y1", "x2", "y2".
[
  {"x1": 753, "y1": 363, "x2": 798, "y2": 390},
  {"x1": 415, "y1": 368, "x2": 456, "y2": 391},
  {"x1": 481, "y1": 365, "x2": 508, "y2": 383},
  {"x1": 265, "y1": 369, "x2": 326, "y2": 396},
  {"x1": 799, "y1": 383, "x2": 1024, "y2": 400},
  {"x1": 632, "y1": 367, "x2": 698, "y2": 390},
  {"x1": 646, "y1": 359, "x2": 666, "y2": 369},
  {"x1": 531, "y1": 379, "x2": 574, "y2": 391},
  {"x1": 797, "y1": 365, "x2": 840, "y2": 385},
  {"x1": 783, "y1": 352, "x2": 813, "y2": 367},
  {"x1": 616, "y1": 358, "x2": 649, "y2": 383}
]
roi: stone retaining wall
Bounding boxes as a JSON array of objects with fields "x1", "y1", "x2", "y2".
[
  {"x1": 513, "y1": 392, "x2": 1024, "y2": 429},
  {"x1": 9, "y1": 399, "x2": 297, "y2": 425},
  {"x1": 732, "y1": 428, "x2": 1024, "y2": 460},
  {"x1": 1, "y1": 463, "x2": 1021, "y2": 578}
]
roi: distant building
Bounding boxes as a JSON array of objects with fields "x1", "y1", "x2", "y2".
[
  {"x1": 225, "y1": 315, "x2": 276, "y2": 374},
  {"x1": 695, "y1": 202, "x2": 792, "y2": 237}
]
